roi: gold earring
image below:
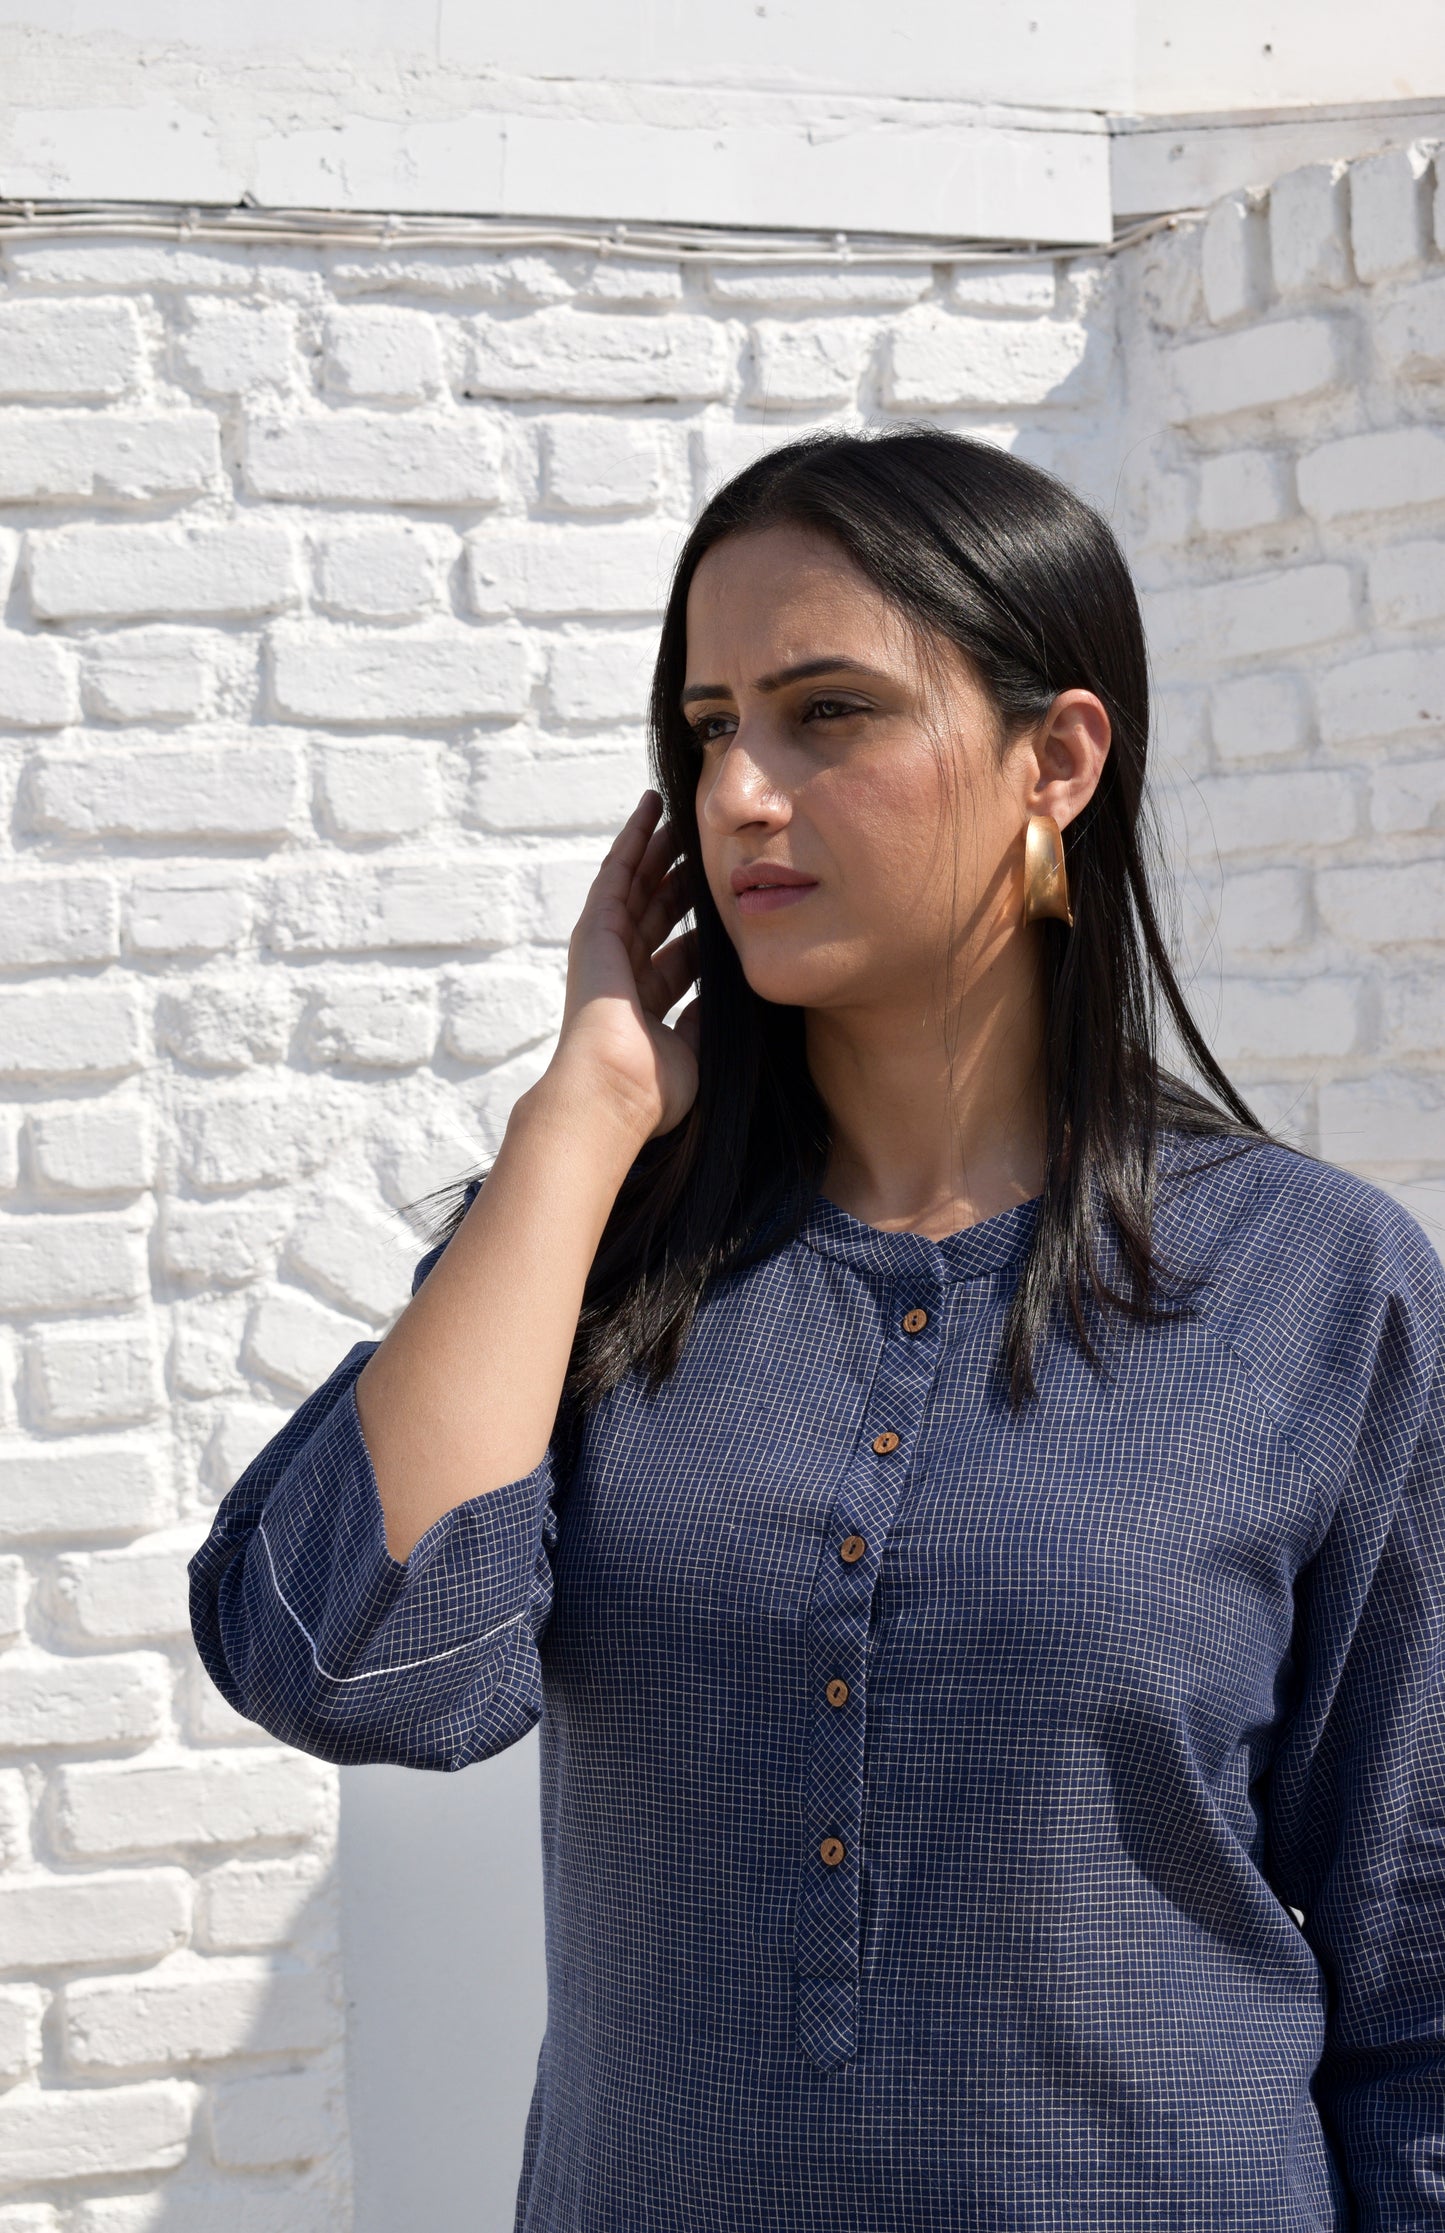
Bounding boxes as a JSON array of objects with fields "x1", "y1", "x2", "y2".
[{"x1": 1022, "y1": 814, "x2": 1073, "y2": 928}]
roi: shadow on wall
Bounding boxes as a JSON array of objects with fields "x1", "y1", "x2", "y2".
[{"x1": 340, "y1": 1731, "x2": 548, "y2": 2233}]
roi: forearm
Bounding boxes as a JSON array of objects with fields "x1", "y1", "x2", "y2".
[{"x1": 356, "y1": 1062, "x2": 649, "y2": 1560}]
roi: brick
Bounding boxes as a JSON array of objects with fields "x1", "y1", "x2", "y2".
[
  {"x1": 50, "y1": 1529, "x2": 196, "y2": 1642},
  {"x1": 193, "y1": 1859, "x2": 322, "y2": 1954},
  {"x1": 1298, "y1": 426, "x2": 1445, "y2": 522},
  {"x1": 0, "y1": 1443, "x2": 165, "y2": 1543},
  {"x1": 468, "y1": 310, "x2": 728, "y2": 404},
  {"x1": 1201, "y1": 189, "x2": 1269, "y2": 323},
  {"x1": 29, "y1": 1100, "x2": 153, "y2": 1196},
  {"x1": 0, "y1": 1771, "x2": 28, "y2": 1870},
  {"x1": 527, "y1": 853, "x2": 596, "y2": 942},
  {"x1": 29, "y1": 522, "x2": 298, "y2": 622},
  {"x1": 266, "y1": 858, "x2": 515, "y2": 954},
  {"x1": 268, "y1": 623, "x2": 532, "y2": 723},
  {"x1": 300, "y1": 977, "x2": 437, "y2": 1069},
  {"x1": 1197, "y1": 449, "x2": 1291, "y2": 534},
  {"x1": 83, "y1": 629, "x2": 212, "y2": 724},
  {"x1": 65, "y1": 1956, "x2": 336, "y2": 2071},
  {"x1": 1144, "y1": 564, "x2": 1354, "y2": 667},
  {"x1": 209, "y1": 2067, "x2": 336, "y2": 2168},
  {"x1": 1190, "y1": 770, "x2": 1358, "y2": 855},
  {"x1": 468, "y1": 740, "x2": 648, "y2": 832},
  {"x1": 73, "y1": 2185, "x2": 337, "y2": 2233},
  {"x1": 0, "y1": 412, "x2": 219, "y2": 503},
  {"x1": 1210, "y1": 672, "x2": 1311, "y2": 762},
  {"x1": 1376, "y1": 273, "x2": 1445, "y2": 381},
  {"x1": 0, "y1": 299, "x2": 141, "y2": 399},
  {"x1": 883, "y1": 312, "x2": 1098, "y2": 409},
  {"x1": 1316, "y1": 647, "x2": 1445, "y2": 745},
  {"x1": 1318, "y1": 1071, "x2": 1445, "y2": 1164},
  {"x1": 129, "y1": 866, "x2": 251, "y2": 958},
  {"x1": 172, "y1": 1297, "x2": 248, "y2": 1393},
  {"x1": 159, "y1": 1198, "x2": 289, "y2": 1287},
  {"x1": 27, "y1": 741, "x2": 300, "y2": 840},
  {"x1": 315, "y1": 739, "x2": 441, "y2": 839},
  {"x1": 176, "y1": 302, "x2": 298, "y2": 395},
  {"x1": 51, "y1": 1751, "x2": 335, "y2": 1859},
  {"x1": 372, "y1": 1110, "x2": 484, "y2": 1211},
  {"x1": 0, "y1": 1216, "x2": 149, "y2": 1318},
  {"x1": 541, "y1": 416, "x2": 665, "y2": 513},
  {"x1": 1367, "y1": 539, "x2": 1445, "y2": 631},
  {"x1": 0, "y1": 636, "x2": 80, "y2": 728},
  {"x1": 284, "y1": 1196, "x2": 412, "y2": 1323},
  {"x1": 1213, "y1": 976, "x2": 1361, "y2": 1062},
  {"x1": 0, "y1": 874, "x2": 118, "y2": 968},
  {"x1": 1382, "y1": 967, "x2": 1445, "y2": 1052},
  {"x1": 465, "y1": 522, "x2": 678, "y2": 618},
  {"x1": 244, "y1": 411, "x2": 502, "y2": 504},
  {"x1": 580, "y1": 259, "x2": 683, "y2": 306},
  {"x1": 1350, "y1": 143, "x2": 1434, "y2": 282},
  {"x1": 0, "y1": 2201, "x2": 54, "y2": 2232},
  {"x1": 0, "y1": 1120, "x2": 17, "y2": 1195},
  {"x1": 746, "y1": 319, "x2": 872, "y2": 408},
  {"x1": 6, "y1": 239, "x2": 252, "y2": 288},
  {"x1": 0, "y1": 1559, "x2": 21, "y2": 1644},
  {"x1": 1268, "y1": 163, "x2": 1351, "y2": 296},
  {"x1": 444, "y1": 964, "x2": 563, "y2": 1064},
  {"x1": 203, "y1": 1401, "x2": 294, "y2": 1498},
  {"x1": 0, "y1": 1988, "x2": 43, "y2": 2084},
  {"x1": 242, "y1": 1289, "x2": 371, "y2": 1393},
  {"x1": 0, "y1": 1650, "x2": 166, "y2": 1752},
  {"x1": 1218, "y1": 867, "x2": 1311, "y2": 955},
  {"x1": 0, "y1": 528, "x2": 17, "y2": 607},
  {"x1": 0, "y1": 2078, "x2": 194, "y2": 2183},
  {"x1": 547, "y1": 628, "x2": 655, "y2": 721},
  {"x1": 1168, "y1": 317, "x2": 1349, "y2": 423},
  {"x1": 707, "y1": 264, "x2": 930, "y2": 308},
  {"x1": 0, "y1": 1869, "x2": 190, "y2": 1970},
  {"x1": 314, "y1": 524, "x2": 448, "y2": 622},
  {"x1": 177, "y1": 1084, "x2": 358, "y2": 1192},
  {"x1": 470, "y1": 1044, "x2": 553, "y2": 1154},
  {"x1": 1317, "y1": 858, "x2": 1445, "y2": 945},
  {"x1": 1372, "y1": 757, "x2": 1445, "y2": 834},
  {"x1": 26, "y1": 1319, "x2": 163, "y2": 1429},
  {"x1": 154, "y1": 983, "x2": 292, "y2": 1073},
  {"x1": 949, "y1": 266, "x2": 1056, "y2": 312},
  {"x1": 692, "y1": 418, "x2": 832, "y2": 502},
  {"x1": 323, "y1": 306, "x2": 443, "y2": 400},
  {"x1": 0, "y1": 985, "x2": 143, "y2": 1082}
]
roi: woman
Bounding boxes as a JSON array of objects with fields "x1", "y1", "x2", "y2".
[{"x1": 191, "y1": 430, "x2": 1444, "y2": 2230}]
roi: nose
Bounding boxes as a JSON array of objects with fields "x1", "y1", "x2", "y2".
[{"x1": 697, "y1": 723, "x2": 791, "y2": 838}]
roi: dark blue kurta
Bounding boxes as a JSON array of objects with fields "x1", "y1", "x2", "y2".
[{"x1": 190, "y1": 1133, "x2": 1445, "y2": 2230}]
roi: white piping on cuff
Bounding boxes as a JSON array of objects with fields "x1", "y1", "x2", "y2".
[{"x1": 255, "y1": 1523, "x2": 527, "y2": 1684}]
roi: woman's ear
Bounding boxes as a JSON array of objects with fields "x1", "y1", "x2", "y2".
[{"x1": 1023, "y1": 690, "x2": 1112, "y2": 833}]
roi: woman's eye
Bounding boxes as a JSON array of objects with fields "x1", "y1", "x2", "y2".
[
  {"x1": 805, "y1": 697, "x2": 865, "y2": 723},
  {"x1": 688, "y1": 715, "x2": 734, "y2": 747}
]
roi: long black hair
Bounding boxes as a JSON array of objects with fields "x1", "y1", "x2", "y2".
[{"x1": 417, "y1": 428, "x2": 1264, "y2": 1409}]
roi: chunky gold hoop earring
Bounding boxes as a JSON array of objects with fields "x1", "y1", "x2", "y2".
[{"x1": 1022, "y1": 814, "x2": 1073, "y2": 928}]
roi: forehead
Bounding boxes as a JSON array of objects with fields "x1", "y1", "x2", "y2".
[{"x1": 683, "y1": 523, "x2": 907, "y2": 672}]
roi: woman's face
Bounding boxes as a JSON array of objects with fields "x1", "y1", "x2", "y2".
[{"x1": 683, "y1": 522, "x2": 1099, "y2": 1016}]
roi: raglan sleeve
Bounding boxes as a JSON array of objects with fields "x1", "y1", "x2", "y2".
[
  {"x1": 188, "y1": 1188, "x2": 572, "y2": 1772},
  {"x1": 1261, "y1": 1222, "x2": 1445, "y2": 2229}
]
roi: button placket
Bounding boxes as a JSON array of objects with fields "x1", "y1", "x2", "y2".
[{"x1": 796, "y1": 1270, "x2": 943, "y2": 2069}]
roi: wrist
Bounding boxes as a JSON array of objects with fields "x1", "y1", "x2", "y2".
[{"x1": 514, "y1": 1057, "x2": 657, "y2": 1167}]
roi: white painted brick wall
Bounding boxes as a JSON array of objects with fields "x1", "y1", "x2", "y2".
[
  {"x1": 1, "y1": 178, "x2": 1440, "y2": 2224},
  {"x1": 1122, "y1": 137, "x2": 1445, "y2": 1210}
]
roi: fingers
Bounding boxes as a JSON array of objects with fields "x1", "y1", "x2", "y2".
[{"x1": 589, "y1": 790, "x2": 665, "y2": 911}]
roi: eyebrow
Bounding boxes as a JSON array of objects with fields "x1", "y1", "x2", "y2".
[{"x1": 680, "y1": 657, "x2": 892, "y2": 706}]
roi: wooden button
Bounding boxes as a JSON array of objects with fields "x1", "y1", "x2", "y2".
[
  {"x1": 819, "y1": 1837, "x2": 846, "y2": 1867},
  {"x1": 871, "y1": 1430, "x2": 901, "y2": 1455},
  {"x1": 839, "y1": 1534, "x2": 867, "y2": 1564},
  {"x1": 825, "y1": 1678, "x2": 850, "y2": 1708},
  {"x1": 902, "y1": 1307, "x2": 929, "y2": 1334}
]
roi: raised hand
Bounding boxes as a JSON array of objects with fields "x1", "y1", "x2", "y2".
[{"x1": 547, "y1": 789, "x2": 701, "y2": 1143}]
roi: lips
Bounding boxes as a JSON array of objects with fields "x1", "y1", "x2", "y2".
[{"x1": 729, "y1": 862, "x2": 819, "y2": 918}]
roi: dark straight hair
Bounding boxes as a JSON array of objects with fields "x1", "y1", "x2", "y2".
[{"x1": 418, "y1": 427, "x2": 1264, "y2": 1411}]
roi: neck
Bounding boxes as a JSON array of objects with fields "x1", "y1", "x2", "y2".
[{"x1": 806, "y1": 928, "x2": 1048, "y2": 1241}]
